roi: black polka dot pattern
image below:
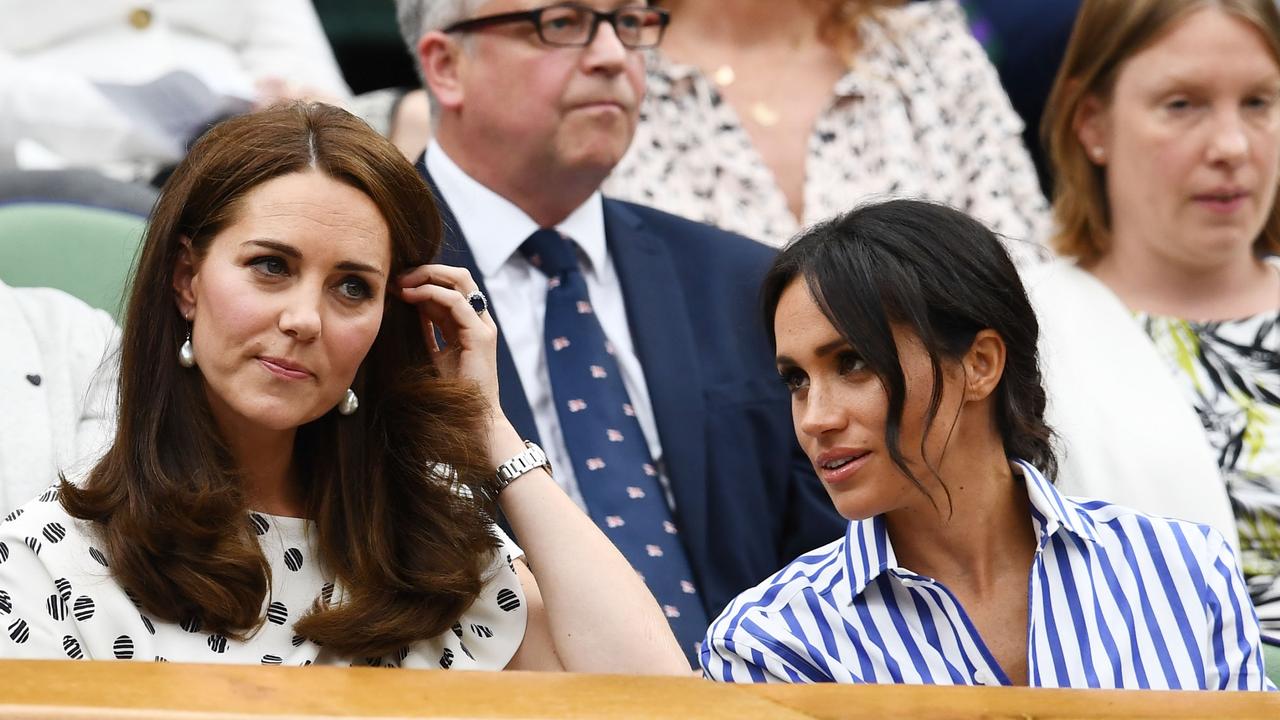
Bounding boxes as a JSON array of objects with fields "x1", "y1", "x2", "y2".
[
  {"x1": 266, "y1": 602, "x2": 288, "y2": 625},
  {"x1": 41, "y1": 523, "x2": 65, "y2": 544},
  {"x1": 38, "y1": 487, "x2": 58, "y2": 502},
  {"x1": 9, "y1": 618, "x2": 30, "y2": 644},
  {"x1": 45, "y1": 594, "x2": 68, "y2": 621},
  {"x1": 496, "y1": 588, "x2": 520, "y2": 612},
  {"x1": 248, "y1": 514, "x2": 270, "y2": 536},
  {"x1": 72, "y1": 596, "x2": 95, "y2": 621},
  {"x1": 3, "y1": 508, "x2": 22, "y2": 523},
  {"x1": 62, "y1": 635, "x2": 83, "y2": 659},
  {"x1": 0, "y1": 503, "x2": 527, "y2": 668}
]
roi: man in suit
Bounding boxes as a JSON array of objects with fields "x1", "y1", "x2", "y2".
[{"x1": 396, "y1": 0, "x2": 844, "y2": 661}]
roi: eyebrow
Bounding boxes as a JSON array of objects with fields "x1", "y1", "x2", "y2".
[
  {"x1": 245, "y1": 239, "x2": 385, "y2": 276},
  {"x1": 775, "y1": 338, "x2": 850, "y2": 367}
]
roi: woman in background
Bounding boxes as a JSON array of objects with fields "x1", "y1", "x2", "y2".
[
  {"x1": 604, "y1": 0, "x2": 1049, "y2": 259},
  {"x1": 1030, "y1": 0, "x2": 1280, "y2": 635},
  {"x1": 0, "y1": 103, "x2": 687, "y2": 672},
  {"x1": 702, "y1": 199, "x2": 1271, "y2": 689}
]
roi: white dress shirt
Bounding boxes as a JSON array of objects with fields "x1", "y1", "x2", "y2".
[{"x1": 426, "y1": 142, "x2": 669, "y2": 510}]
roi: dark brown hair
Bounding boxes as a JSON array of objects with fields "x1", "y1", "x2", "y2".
[
  {"x1": 762, "y1": 200, "x2": 1056, "y2": 510},
  {"x1": 60, "y1": 103, "x2": 500, "y2": 658},
  {"x1": 1042, "y1": 0, "x2": 1280, "y2": 261}
]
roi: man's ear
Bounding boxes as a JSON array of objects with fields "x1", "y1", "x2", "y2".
[
  {"x1": 1074, "y1": 92, "x2": 1111, "y2": 165},
  {"x1": 962, "y1": 329, "x2": 1006, "y2": 403},
  {"x1": 173, "y1": 237, "x2": 198, "y2": 320},
  {"x1": 418, "y1": 31, "x2": 466, "y2": 113}
]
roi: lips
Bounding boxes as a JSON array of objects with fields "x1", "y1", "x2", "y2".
[
  {"x1": 814, "y1": 448, "x2": 872, "y2": 485},
  {"x1": 1193, "y1": 188, "x2": 1250, "y2": 213},
  {"x1": 257, "y1": 356, "x2": 313, "y2": 380}
]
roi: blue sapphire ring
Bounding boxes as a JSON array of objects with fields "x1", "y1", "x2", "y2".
[{"x1": 466, "y1": 290, "x2": 488, "y2": 316}]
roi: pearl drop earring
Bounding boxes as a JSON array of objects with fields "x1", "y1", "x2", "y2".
[
  {"x1": 178, "y1": 327, "x2": 196, "y2": 368},
  {"x1": 338, "y1": 388, "x2": 359, "y2": 416},
  {"x1": 1091, "y1": 146, "x2": 1106, "y2": 161}
]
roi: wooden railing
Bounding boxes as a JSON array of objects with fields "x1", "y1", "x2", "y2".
[{"x1": 0, "y1": 661, "x2": 1275, "y2": 719}]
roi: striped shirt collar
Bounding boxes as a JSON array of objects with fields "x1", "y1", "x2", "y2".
[{"x1": 843, "y1": 459, "x2": 1101, "y2": 599}]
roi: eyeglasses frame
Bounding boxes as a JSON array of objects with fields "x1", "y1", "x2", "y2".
[{"x1": 441, "y1": 2, "x2": 671, "y2": 49}]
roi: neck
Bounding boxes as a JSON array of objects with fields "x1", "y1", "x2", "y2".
[
  {"x1": 663, "y1": 1, "x2": 820, "y2": 48},
  {"x1": 436, "y1": 131, "x2": 601, "y2": 228},
  {"x1": 223, "y1": 423, "x2": 303, "y2": 518},
  {"x1": 1088, "y1": 238, "x2": 1273, "y2": 320},
  {"x1": 884, "y1": 447, "x2": 1036, "y2": 593}
]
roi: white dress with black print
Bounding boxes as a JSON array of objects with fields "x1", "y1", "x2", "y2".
[{"x1": 0, "y1": 487, "x2": 527, "y2": 668}]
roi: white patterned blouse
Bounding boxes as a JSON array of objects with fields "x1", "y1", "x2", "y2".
[
  {"x1": 0, "y1": 487, "x2": 527, "y2": 668},
  {"x1": 604, "y1": 0, "x2": 1051, "y2": 261}
]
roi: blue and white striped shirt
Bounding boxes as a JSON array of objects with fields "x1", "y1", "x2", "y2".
[{"x1": 702, "y1": 460, "x2": 1275, "y2": 690}]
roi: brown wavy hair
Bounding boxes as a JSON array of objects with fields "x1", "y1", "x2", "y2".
[
  {"x1": 1042, "y1": 0, "x2": 1280, "y2": 262},
  {"x1": 656, "y1": 0, "x2": 905, "y2": 60},
  {"x1": 59, "y1": 103, "x2": 501, "y2": 658}
]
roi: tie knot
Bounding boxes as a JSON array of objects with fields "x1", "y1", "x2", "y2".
[{"x1": 520, "y1": 228, "x2": 580, "y2": 279}]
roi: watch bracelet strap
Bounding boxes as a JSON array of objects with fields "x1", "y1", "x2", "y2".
[{"x1": 494, "y1": 441, "x2": 551, "y2": 494}]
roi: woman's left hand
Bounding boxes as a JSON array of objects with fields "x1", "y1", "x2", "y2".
[{"x1": 395, "y1": 264, "x2": 500, "y2": 407}]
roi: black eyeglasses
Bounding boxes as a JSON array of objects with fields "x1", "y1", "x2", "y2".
[{"x1": 443, "y1": 3, "x2": 670, "y2": 49}]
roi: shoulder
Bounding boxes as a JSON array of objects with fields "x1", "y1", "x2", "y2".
[
  {"x1": 863, "y1": 0, "x2": 982, "y2": 63},
  {"x1": 603, "y1": 198, "x2": 775, "y2": 270},
  {"x1": 1063, "y1": 493, "x2": 1230, "y2": 567},
  {"x1": 0, "y1": 487, "x2": 110, "y2": 601}
]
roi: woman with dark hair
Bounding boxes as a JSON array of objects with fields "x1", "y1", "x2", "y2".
[
  {"x1": 0, "y1": 103, "x2": 688, "y2": 672},
  {"x1": 702, "y1": 199, "x2": 1272, "y2": 689}
]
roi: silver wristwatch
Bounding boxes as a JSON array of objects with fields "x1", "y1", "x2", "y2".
[{"x1": 494, "y1": 441, "x2": 552, "y2": 492}]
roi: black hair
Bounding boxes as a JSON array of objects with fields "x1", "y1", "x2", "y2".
[{"x1": 762, "y1": 199, "x2": 1057, "y2": 504}]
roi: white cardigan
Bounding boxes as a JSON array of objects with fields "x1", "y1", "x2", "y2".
[
  {"x1": 0, "y1": 281, "x2": 117, "y2": 514},
  {"x1": 1023, "y1": 260, "x2": 1238, "y2": 544}
]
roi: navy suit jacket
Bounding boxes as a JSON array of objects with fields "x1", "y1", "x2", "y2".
[{"x1": 418, "y1": 160, "x2": 845, "y2": 619}]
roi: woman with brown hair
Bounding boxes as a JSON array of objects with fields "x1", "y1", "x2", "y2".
[
  {"x1": 0, "y1": 103, "x2": 688, "y2": 672},
  {"x1": 602, "y1": 0, "x2": 1049, "y2": 258},
  {"x1": 1029, "y1": 0, "x2": 1280, "y2": 637}
]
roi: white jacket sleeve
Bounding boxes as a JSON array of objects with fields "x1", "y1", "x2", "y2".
[{"x1": 241, "y1": 0, "x2": 351, "y2": 101}]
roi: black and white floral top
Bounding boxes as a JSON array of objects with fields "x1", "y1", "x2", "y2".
[
  {"x1": 0, "y1": 487, "x2": 527, "y2": 667},
  {"x1": 1140, "y1": 310, "x2": 1280, "y2": 634},
  {"x1": 604, "y1": 0, "x2": 1050, "y2": 260}
]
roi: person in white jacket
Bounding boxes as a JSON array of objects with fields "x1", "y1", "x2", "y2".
[
  {"x1": 0, "y1": 278, "x2": 116, "y2": 514},
  {"x1": 0, "y1": 0, "x2": 351, "y2": 181},
  {"x1": 1035, "y1": 0, "x2": 1280, "y2": 634}
]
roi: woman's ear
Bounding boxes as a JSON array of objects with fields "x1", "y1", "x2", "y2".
[
  {"x1": 173, "y1": 237, "x2": 198, "y2": 320},
  {"x1": 962, "y1": 329, "x2": 1006, "y2": 403},
  {"x1": 1074, "y1": 92, "x2": 1111, "y2": 165}
]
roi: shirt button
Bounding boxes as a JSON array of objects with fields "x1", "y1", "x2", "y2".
[
  {"x1": 128, "y1": 7, "x2": 153, "y2": 30},
  {"x1": 974, "y1": 669, "x2": 997, "y2": 686}
]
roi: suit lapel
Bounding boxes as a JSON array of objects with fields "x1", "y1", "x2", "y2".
[
  {"x1": 418, "y1": 159, "x2": 540, "y2": 444},
  {"x1": 603, "y1": 200, "x2": 711, "y2": 577}
]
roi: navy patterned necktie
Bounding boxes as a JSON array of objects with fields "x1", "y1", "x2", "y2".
[{"x1": 519, "y1": 228, "x2": 707, "y2": 663}]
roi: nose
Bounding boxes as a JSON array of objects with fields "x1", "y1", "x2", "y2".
[
  {"x1": 796, "y1": 382, "x2": 846, "y2": 439},
  {"x1": 1206, "y1": 109, "x2": 1250, "y2": 167},
  {"x1": 278, "y1": 287, "x2": 322, "y2": 342},
  {"x1": 582, "y1": 16, "x2": 628, "y2": 71}
]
